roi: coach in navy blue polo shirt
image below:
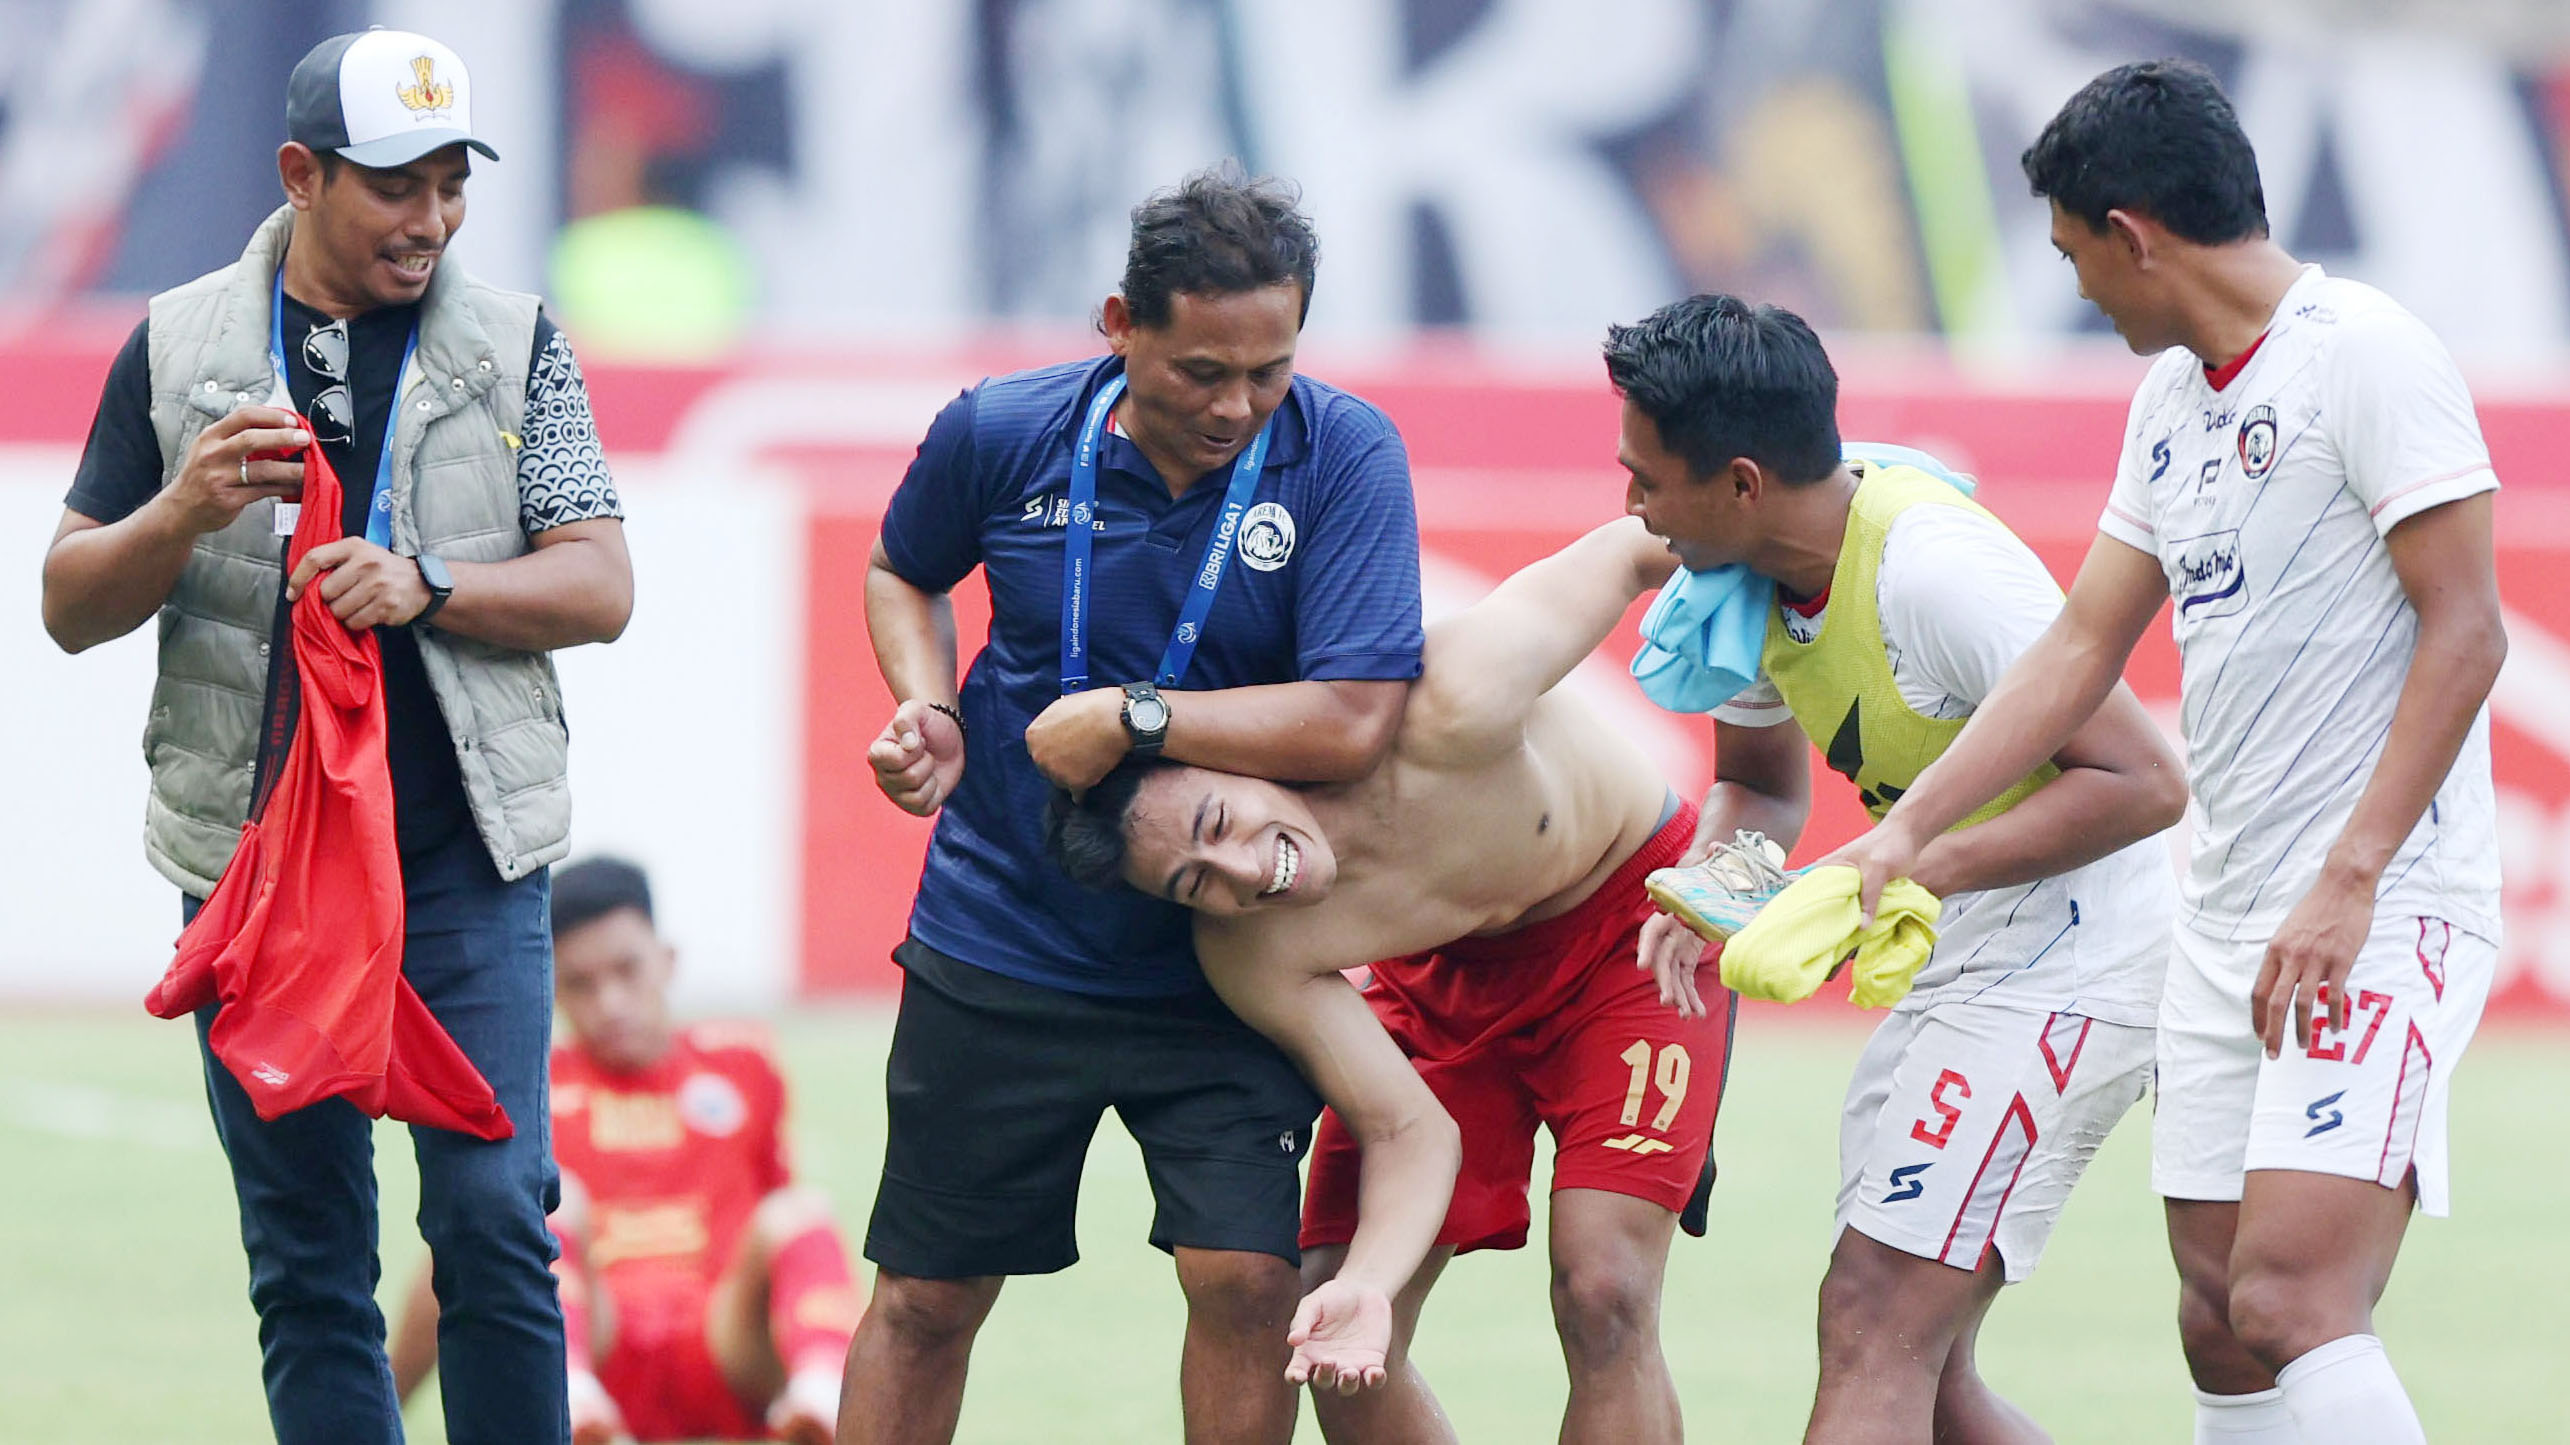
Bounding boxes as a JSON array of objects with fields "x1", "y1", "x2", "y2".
[{"x1": 850, "y1": 170, "x2": 1424, "y2": 1442}]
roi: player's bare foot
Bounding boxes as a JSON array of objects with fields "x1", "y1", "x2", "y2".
[{"x1": 767, "y1": 1364, "x2": 841, "y2": 1445}]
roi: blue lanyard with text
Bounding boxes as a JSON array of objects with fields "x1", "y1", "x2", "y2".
[
  {"x1": 270, "y1": 269, "x2": 416, "y2": 548},
  {"x1": 1058, "y1": 373, "x2": 1275, "y2": 694}
]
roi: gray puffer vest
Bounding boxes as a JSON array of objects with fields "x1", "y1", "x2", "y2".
[{"x1": 142, "y1": 205, "x2": 571, "y2": 895}]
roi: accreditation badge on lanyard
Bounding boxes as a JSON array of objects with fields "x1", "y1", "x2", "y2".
[
  {"x1": 1058, "y1": 373, "x2": 1276, "y2": 694},
  {"x1": 269, "y1": 269, "x2": 416, "y2": 547}
]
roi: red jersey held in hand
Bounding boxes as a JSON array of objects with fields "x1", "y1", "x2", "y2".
[{"x1": 145, "y1": 425, "x2": 509, "y2": 1141}]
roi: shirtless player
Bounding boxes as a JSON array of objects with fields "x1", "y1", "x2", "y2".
[{"x1": 1047, "y1": 517, "x2": 1742, "y2": 1444}]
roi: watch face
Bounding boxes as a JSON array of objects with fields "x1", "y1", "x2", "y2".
[{"x1": 1130, "y1": 696, "x2": 1171, "y2": 732}]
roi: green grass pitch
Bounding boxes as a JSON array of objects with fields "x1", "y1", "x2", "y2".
[{"x1": 2, "y1": 1006, "x2": 2561, "y2": 1442}]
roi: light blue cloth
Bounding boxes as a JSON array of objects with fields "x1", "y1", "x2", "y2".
[
  {"x1": 1631, "y1": 563, "x2": 1775, "y2": 713},
  {"x1": 1629, "y1": 442, "x2": 1975, "y2": 714}
]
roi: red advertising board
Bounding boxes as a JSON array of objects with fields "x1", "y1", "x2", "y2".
[
  {"x1": 763, "y1": 344, "x2": 2570, "y2": 1019},
  {"x1": 8, "y1": 333, "x2": 2567, "y2": 1016}
]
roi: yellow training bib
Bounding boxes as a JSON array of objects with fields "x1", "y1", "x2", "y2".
[{"x1": 1760, "y1": 462, "x2": 2059, "y2": 827}]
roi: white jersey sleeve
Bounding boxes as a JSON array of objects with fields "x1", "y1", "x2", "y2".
[
  {"x1": 2098, "y1": 356, "x2": 2190, "y2": 554},
  {"x1": 1710, "y1": 673, "x2": 1792, "y2": 728},
  {"x1": 1876, "y1": 506, "x2": 2064, "y2": 718},
  {"x1": 2318, "y1": 307, "x2": 2499, "y2": 534}
]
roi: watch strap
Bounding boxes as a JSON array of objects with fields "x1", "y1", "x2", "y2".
[
  {"x1": 414, "y1": 552, "x2": 453, "y2": 625},
  {"x1": 1121, "y1": 681, "x2": 1170, "y2": 757}
]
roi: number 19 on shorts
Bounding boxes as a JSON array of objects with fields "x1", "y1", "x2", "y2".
[{"x1": 1608, "y1": 1040, "x2": 1692, "y2": 1154}]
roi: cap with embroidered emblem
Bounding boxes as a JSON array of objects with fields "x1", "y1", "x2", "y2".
[{"x1": 286, "y1": 29, "x2": 498, "y2": 168}]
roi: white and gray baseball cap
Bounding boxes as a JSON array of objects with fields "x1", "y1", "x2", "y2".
[{"x1": 286, "y1": 29, "x2": 498, "y2": 168}]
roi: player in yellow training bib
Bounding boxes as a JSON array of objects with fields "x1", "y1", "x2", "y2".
[{"x1": 1606, "y1": 293, "x2": 2186, "y2": 1443}]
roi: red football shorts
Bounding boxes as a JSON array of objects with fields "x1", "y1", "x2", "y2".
[
  {"x1": 1302, "y1": 804, "x2": 1733, "y2": 1255},
  {"x1": 596, "y1": 1277, "x2": 766, "y2": 1444}
]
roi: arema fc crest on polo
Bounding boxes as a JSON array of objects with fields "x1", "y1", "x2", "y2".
[{"x1": 1240, "y1": 501, "x2": 1296, "y2": 571}]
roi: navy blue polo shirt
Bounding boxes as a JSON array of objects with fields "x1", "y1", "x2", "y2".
[{"x1": 879, "y1": 355, "x2": 1424, "y2": 997}]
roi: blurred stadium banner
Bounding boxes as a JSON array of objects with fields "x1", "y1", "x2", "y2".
[
  {"x1": 8, "y1": 0, "x2": 2570, "y2": 1016},
  {"x1": 10, "y1": 0, "x2": 2570, "y2": 351},
  {"x1": 6, "y1": 339, "x2": 2570, "y2": 1024}
]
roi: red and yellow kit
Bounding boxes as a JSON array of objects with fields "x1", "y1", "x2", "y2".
[{"x1": 551, "y1": 1022, "x2": 790, "y2": 1442}]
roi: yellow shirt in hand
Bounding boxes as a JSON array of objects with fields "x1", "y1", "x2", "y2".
[{"x1": 1718, "y1": 865, "x2": 1942, "y2": 1008}]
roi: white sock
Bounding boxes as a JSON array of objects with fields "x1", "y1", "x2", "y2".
[
  {"x1": 2194, "y1": 1386, "x2": 2298, "y2": 1442},
  {"x1": 2276, "y1": 1334, "x2": 2425, "y2": 1444}
]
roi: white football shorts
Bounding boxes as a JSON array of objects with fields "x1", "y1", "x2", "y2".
[
  {"x1": 2153, "y1": 912, "x2": 2494, "y2": 1216},
  {"x1": 1837, "y1": 1001, "x2": 2153, "y2": 1282}
]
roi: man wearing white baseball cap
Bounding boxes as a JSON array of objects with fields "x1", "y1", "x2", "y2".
[{"x1": 42, "y1": 28, "x2": 633, "y2": 1445}]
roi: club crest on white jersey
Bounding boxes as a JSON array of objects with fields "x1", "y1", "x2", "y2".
[{"x1": 2237, "y1": 405, "x2": 2279, "y2": 480}]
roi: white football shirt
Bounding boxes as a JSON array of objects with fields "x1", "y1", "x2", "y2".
[
  {"x1": 1719, "y1": 498, "x2": 2174, "y2": 1026},
  {"x1": 2098, "y1": 265, "x2": 2501, "y2": 943}
]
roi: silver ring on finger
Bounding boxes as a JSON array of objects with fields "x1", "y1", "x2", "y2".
[{"x1": 240, "y1": 456, "x2": 251, "y2": 487}]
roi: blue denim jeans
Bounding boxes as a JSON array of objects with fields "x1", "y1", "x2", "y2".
[{"x1": 188, "y1": 831, "x2": 567, "y2": 1445}]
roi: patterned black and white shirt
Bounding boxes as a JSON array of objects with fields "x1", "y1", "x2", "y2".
[{"x1": 515, "y1": 322, "x2": 622, "y2": 534}]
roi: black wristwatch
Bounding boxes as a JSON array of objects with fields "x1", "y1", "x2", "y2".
[
  {"x1": 1120, "y1": 681, "x2": 1172, "y2": 757},
  {"x1": 413, "y1": 552, "x2": 454, "y2": 625}
]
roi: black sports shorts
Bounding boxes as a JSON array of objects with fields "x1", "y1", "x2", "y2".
[{"x1": 864, "y1": 936, "x2": 1323, "y2": 1279}]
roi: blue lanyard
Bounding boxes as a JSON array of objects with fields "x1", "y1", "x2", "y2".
[
  {"x1": 1058, "y1": 373, "x2": 1275, "y2": 694},
  {"x1": 270, "y1": 270, "x2": 416, "y2": 549}
]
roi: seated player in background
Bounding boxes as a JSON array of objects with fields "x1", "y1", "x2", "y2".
[
  {"x1": 391, "y1": 857, "x2": 863, "y2": 1445},
  {"x1": 1049, "y1": 518, "x2": 1732, "y2": 1445},
  {"x1": 1606, "y1": 295, "x2": 2185, "y2": 1444}
]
